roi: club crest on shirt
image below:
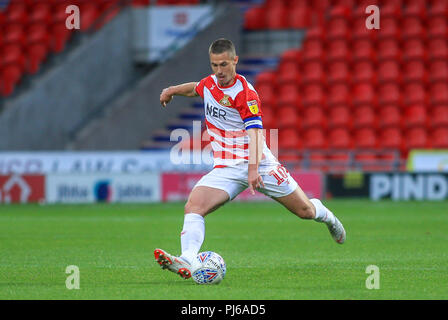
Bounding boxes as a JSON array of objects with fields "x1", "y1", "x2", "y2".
[
  {"x1": 247, "y1": 100, "x2": 259, "y2": 114},
  {"x1": 219, "y1": 94, "x2": 232, "y2": 107}
]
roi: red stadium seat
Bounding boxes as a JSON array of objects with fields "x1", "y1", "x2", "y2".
[
  {"x1": 403, "y1": 83, "x2": 428, "y2": 106},
  {"x1": 288, "y1": 4, "x2": 311, "y2": 29},
  {"x1": 377, "y1": 39, "x2": 401, "y2": 62},
  {"x1": 279, "y1": 128, "x2": 302, "y2": 150},
  {"x1": 379, "y1": 127, "x2": 403, "y2": 150},
  {"x1": 326, "y1": 40, "x2": 350, "y2": 62},
  {"x1": 328, "y1": 128, "x2": 353, "y2": 149},
  {"x1": 428, "y1": 39, "x2": 448, "y2": 60},
  {"x1": 301, "y1": 106, "x2": 326, "y2": 128},
  {"x1": 378, "y1": 83, "x2": 402, "y2": 106},
  {"x1": 305, "y1": 26, "x2": 324, "y2": 42},
  {"x1": 327, "y1": 83, "x2": 350, "y2": 107},
  {"x1": 26, "y1": 43, "x2": 48, "y2": 74},
  {"x1": 278, "y1": 83, "x2": 301, "y2": 109},
  {"x1": 301, "y1": 62, "x2": 324, "y2": 84},
  {"x1": 403, "y1": 60, "x2": 427, "y2": 83},
  {"x1": 262, "y1": 106, "x2": 275, "y2": 129},
  {"x1": 302, "y1": 83, "x2": 325, "y2": 106},
  {"x1": 327, "y1": 105, "x2": 352, "y2": 129},
  {"x1": 28, "y1": 2, "x2": 52, "y2": 24},
  {"x1": 351, "y1": 17, "x2": 377, "y2": 41},
  {"x1": 0, "y1": 64, "x2": 22, "y2": 97},
  {"x1": 352, "y1": 83, "x2": 376, "y2": 106},
  {"x1": 266, "y1": 5, "x2": 288, "y2": 30},
  {"x1": 276, "y1": 66, "x2": 301, "y2": 86},
  {"x1": 403, "y1": 104, "x2": 428, "y2": 128},
  {"x1": 377, "y1": 60, "x2": 401, "y2": 83},
  {"x1": 301, "y1": 39, "x2": 324, "y2": 62},
  {"x1": 3, "y1": 24, "x2": 26, "y2": 46},
  {"x1": 402, "y1": 39, "x2": 427, "y2": 61},
  {"x1": 326, "y1": 17, "x2": 349, "y2": 41},
  {"x1": 401, "y1": 17, "x2": 426, "y2": 40},
  {"x1": 50, "y1": 22, "x2": 72, "y2": 53},
  {"x1": 431, "y1": 127, "x2": 448, "y2": 148},
  {"x1": 428, "y1": 0, "x2": 448, "y2": 19},
  {"x1": 303, "y1": 128, "x2": 327, "y2": 149},
  {"x1": 79, "y1": 2, "x2": 100, "y2": 31},
  {"x1": 429, "y1": 60, "x2": 448, "y2": 82},
  {"x1": 354, "y1": 128, "x2": 378, "y2": 149},
  {"x1": 1, "y1": 43, "x2": 26, "y2": 71},
  {"x1": 5, "y1": 2, "x2": 27, "y2": 25},
  {"x1": 256, "y1": 83, "x2": 275, "y2": 107},
  {"x1": 377, "y1": 17, "x2": 400, "y2": 40},
  {"x1": 277, "y1": 106, "x2": 299, "y2": 128},
  {"x1": 352, "y1": 61, "x2": 376, "y2": 84},
  {"x1": 431, "y1": 105, "x2": 448, "y2": 129},
  {"x1": 255, "y1": 71, "x2": 277, "y2": 87},
  {"x1": 327, "y1": 61, "x2": 350, "y2": 84},
  {"x1": 351, "y1": 39, "x2": 374, "y2": 61},
  {"x1": 353, "y1": 105, "x2": 377, "y2": 129},
  {"x1": 431, "y1": 82, "x2": 448, "y2": 105},
  {"x1": 428, "y1": 16, "x2": 448, "y2": 39},
  {"x1": 380, "y1": 2, "x2": 401, "y2": 18},
  {"x1": 403, "y1": 127, "x2": 429, "y2": 151},
  {"x1": 378, "y1": 105, "x2": 402, "y2": 128},
  {"x1": 280, "y1": 49, "x2": 301, "y2": 65}
]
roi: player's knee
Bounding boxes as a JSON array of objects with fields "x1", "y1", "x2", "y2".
[
  {"x1": 184, "y1": 200, "x2": 206, "y2": 216},
  {"x1": 295, "y1": 204, "x2": 315, "y2": 220}
]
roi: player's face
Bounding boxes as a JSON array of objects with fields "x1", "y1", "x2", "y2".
[{"x1": 210, "y1": 52, "x2": 238, "y2": 87}]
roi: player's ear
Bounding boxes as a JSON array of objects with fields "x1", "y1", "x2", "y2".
[{"x1": 233, "y1": 55, "x2": 239, "y2": 65}]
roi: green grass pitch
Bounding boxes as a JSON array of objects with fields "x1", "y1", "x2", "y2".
[{"x1": 0, "y1": 200, "x2": 447, "y2": 300}]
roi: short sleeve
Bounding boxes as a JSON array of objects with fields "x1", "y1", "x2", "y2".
[
  {"x1": 195, "y1": 78, "x2": 206, "y2": 98},
  {"x1": 234, "y1": 89, "x2": 263, "y2": 130}
]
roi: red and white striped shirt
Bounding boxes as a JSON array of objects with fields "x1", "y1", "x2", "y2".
[{"x1": 195, "y1": 74, "x2": 279, "y2": 170}]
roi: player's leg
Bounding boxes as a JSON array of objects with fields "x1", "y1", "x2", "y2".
[
  {"x1": 180, "y1": 186, "x2": 230, "y2": 264},
  {"x1": 273, "y1": 187, "x2": 346, "y2": 244},
  {"x1": 155, "y1": 167, "x2": 246, "y2": 278},
  {"x1": 259, "y1": 165, "x2": 345, "y2": 244}
]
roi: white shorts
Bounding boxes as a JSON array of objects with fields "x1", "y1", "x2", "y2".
[{"x1": 193, "y1": 164, "x2": 298, "y2": 200}]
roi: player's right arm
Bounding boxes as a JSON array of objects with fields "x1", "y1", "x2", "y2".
[{"x1": 160, "y1": 82, "x2": 199, "y2": 107}]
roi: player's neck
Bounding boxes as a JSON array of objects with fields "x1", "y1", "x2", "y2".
[{"x1": 218, "y1": 74, "x2": 237, "y2": 88}]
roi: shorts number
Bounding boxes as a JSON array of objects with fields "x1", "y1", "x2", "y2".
[{"x1": 269, "y1": 165, "x2": 290, "y2": 185}]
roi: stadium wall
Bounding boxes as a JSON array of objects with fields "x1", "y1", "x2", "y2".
[
  {"x1": 0, "y1": 8, "x2": 136, "y2": 150},
  {"x1": 67, "y1": 4, "x2": 242, "y2": 150}
]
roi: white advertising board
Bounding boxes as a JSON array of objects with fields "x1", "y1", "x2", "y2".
[
  {"x1": 46, "y1": 173, "x2": 161, "y2": 203},
  {"x1": 407, "y1": 150, "x2": 448, "y2": 172}
]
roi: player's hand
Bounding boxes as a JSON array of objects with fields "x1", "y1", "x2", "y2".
[
  {"x1": 248, "y1": 169, "x2": 265, "y2": 195},
  {"x1": 160, "y1": 87, "x2": 173, "y2": 107}
]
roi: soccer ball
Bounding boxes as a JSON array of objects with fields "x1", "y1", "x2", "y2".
[{"x1": 191, "y1": 251, "x2": 226, "y2": 285}]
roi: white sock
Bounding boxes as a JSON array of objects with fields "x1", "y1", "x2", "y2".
[
  {"x1": 310, "y1": 198, "x2": 335, "y2": 225},
  {"x1": 180, "y1": 213, "x2": 205, "y2": 265}
]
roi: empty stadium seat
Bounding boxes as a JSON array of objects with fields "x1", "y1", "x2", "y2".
[
  {"x1": 431, "y1": 105, "x2": 448, "y2": 128},
  {"x1": 380, "y1": 127, "x2": 403, "y2": 150},
  {"x1": 431, "y1": 82, "x2": 448, "y2": 105},
  {"x1": 403, "y1": 83, "x2": 428, "y2": 106},
  {"x1": 303, "y1": 128, "x2": 327, "y2": 149},
  {"x1": 328, "y1": 105, "x2": 352, "y2": 129},
  {"x1": 403, "y1": 104, "x2": 428, "y2": 128},
  {"x1": 429, "y1": 60, "x2": 448, "y2": 82},
  {"x1": 301, "y1": 106, "x2": 326, "y2": 128},
  {"x1": 401, "y1": 16, "x2": 425, "y2": 39},
  {"x1": 301, "y1": 39, "x2": 324, "y2": 61},
  {"x1": 377, "y1": 60, "x2": 401, "y2": 83},
  {"x1": 327, "y1": 61, "x2": 350, "y2": 84},
  {"x1": 431, "y1": 127, "x2": 448, "y2": 148},
  {"x1": 378, "y1": 105, "x2": 402, "y2": 128},
  {"x1": 402, "y1": 39, "x2": 427, "y2": 61},
  {"x1": 403, "y1": 60, "x2": 427, "y2": 83},
  {"x1": 327, "y1": 83, "x2": 350, "y2": 107},
  {"x1": 328, "y1": 128, "x2": 352, "y2": 149},
  {"x1": 301, "y1": 83, "x2": 325, "y2": 106},
  {"x1": 377, "y1": 39, "x2": 401, "y2": 61},
  {"x1": 352, "y1": 61, "x2": 376, "y2": 83},
  {"x1": 354, "y1": 128, "x2": 378, "y2": 149},
  {"x1": 352, "y1": 83, "x2": 376, "y2": 106},
  {"x1": 326, "y1": 40, "x2": 350, "y2": 62},
  {"x1": 403, "y1": 127, "x2": 429, "y2": 151},
  {"x1": 288, "y1": 4, "x2": 311, "y2": 29},
  {"x1": 301, "y1": 61, "x2": 324, "y2": 84},
  {"x1": 428, "y1": 38, "x2": 448, "y2": 60},
  {"x1": 353, "y1": 105, "x2": 377, "y2": 129},
  {"x1": 378, "y1": 83, "x2": 402, "y2": 106},
  {"x1": 279, "y1": 128, "x2": 302, "y2": 150},
  {"x1": 0, "y1": 64, "x2": 22, "y2": 97},
  {"x1": 351, "y1": 39, "x2": 374, "y2": 61},
  {"x1": 277, "y1": 106, "x2": 299, "y2": 128}
]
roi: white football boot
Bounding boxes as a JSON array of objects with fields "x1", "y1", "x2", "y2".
[
  {"x1": 326, "y1": 216, "x2": 346, "y2": 244},
  {"x1": 154, "y1": 248, "x2": 192, "y2": 279}
]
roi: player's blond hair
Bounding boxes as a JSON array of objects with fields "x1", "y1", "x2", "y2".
[{"x1": 209, "y1": 38, "x2": 236, "y2": 59}]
